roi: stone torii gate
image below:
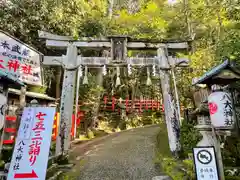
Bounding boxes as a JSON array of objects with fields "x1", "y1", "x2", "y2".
[{"x1": 38, "y1": 31, "x2": 189, "y2": 156}]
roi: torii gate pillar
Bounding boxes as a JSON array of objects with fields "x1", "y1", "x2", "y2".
[
  {"x1": 56, "y1": 44, "x2": 78, "y2": 155},
  {"x1": 158, "y1": 48, "x2": 181, "y2": 155}
]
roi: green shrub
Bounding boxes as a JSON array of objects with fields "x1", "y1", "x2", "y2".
[
  {"x1": 156, "y1": 154, "x2": 195, "y2": 180},
  {"x1": 50, "y1": 142, "x2": 56, "y2": 155},
  {"x1": 1, "y1": 146, "x2": 13, "y2": 162},
  {"x1": 56, "y1": 155, "x2": 69, "y2": 165},
  {"x1": 155, "y1": 122, "x2": 195, "y2": 179},
  {"x1": 222, "y1": 135, "x2": 240, "y2": 167},
  {"x1": 182, "y1": 159, "x2": 195, "y2": 178},
  {"x1": 86, "y1": 129, "x2": 95, "y2": 139},
  {"x1": 27, "y1": 85, "x2": 47, "y2": 94},
  {"x1": 226, "y1": 176, "x2": 240, "y2": 180},
  {"x1": 180, "y1": 120, "x2": 202, "y2": 158},
  {"x1": 156, "y1": 122, "x2": 171, "y2": 157},
  {"x1": 126, "y1": 112, "x2": 162, "y2": 128},
  {"x1": 222, "y1": 135, "x2": 240, "y2": 179}
]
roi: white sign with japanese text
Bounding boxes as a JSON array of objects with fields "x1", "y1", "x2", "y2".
[
  {"x1": 0, "y1": 31, "x2": 42, "y2": 86},
  {"x1": 208, "y1": 91, "x2": 235, "y2": 129},
  {"x1": 7, "y1": 107, "x2": 56, "y2": 180},
  {"x1": 193, "y1": 147, "x2": 219, "y2": 180}
]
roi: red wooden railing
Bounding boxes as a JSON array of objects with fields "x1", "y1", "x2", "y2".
[
  {"x1": 3, "y1": 115, "x2": 17, "y2": 144},
  {"x1": 3, "y1": 111, "x2": 84, "y2": 145},
  {"x1": 102, "y1": 96, "x2": 164, "y2": 113}
]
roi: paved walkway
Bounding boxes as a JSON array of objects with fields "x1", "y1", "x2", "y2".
[{"x1": 69, "y1": 125, "x2": 163, "y2": 180}]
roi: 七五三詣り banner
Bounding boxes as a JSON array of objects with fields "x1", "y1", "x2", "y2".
[
  {"x1": 7, "y1": 107, "x2": 56, "y2": 180},
  {"x1": 0, "y1": 31, "x2": 42, "y2": 86}
]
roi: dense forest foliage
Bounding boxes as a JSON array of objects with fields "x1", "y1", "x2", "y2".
[
  {"x1": 1, "y1": 0, "x2": 239, "y2": 102},
  {"x1": 1, "y1": 0, "x2": 240, "y2": 131}
]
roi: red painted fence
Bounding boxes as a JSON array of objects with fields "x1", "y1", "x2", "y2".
[{"x1": 3, "y1": 111, "x2": 84, "y2": 145}]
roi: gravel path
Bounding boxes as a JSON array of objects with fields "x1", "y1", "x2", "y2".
[{"x1": 71, "y1": 125, "x2": 163, "y2": 180}]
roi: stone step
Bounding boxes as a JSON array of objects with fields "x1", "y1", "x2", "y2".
[{"x1": 152, "y1": 176, "x2": 172, "y2": 180}]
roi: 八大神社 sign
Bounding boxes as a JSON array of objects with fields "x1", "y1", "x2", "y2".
[
  {"x1": 208, "y1": 91, "x2": 235, "y2": 129},
  {"x1": 7, "y1": 107, "x2": 55, "y2": 180},
  {"x1": 0, "y1": 31, "x2": 42, "y2": 86}
]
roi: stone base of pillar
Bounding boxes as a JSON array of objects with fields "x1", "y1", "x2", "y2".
[{"x1": 195, "y1": 124, "x2": 215, "y2": 146}]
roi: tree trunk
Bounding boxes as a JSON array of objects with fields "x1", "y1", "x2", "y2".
[
  {"x1": 90, "y1": 68, "x2": 103, "y2": 130},
  {"x1": 108, "y1": 0, "x2": 114, "y2": 18}
]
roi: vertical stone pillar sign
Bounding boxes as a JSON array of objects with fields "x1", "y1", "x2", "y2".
[
  {"x1": 158, "y1": 48, "x2": 181, "y2": 155},
  {"x1": 56, "y1": 44, "x2": 78, "y2": 155}
]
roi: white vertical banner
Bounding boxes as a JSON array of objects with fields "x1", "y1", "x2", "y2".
[{"x1": 7, "y1": 107, "x2": 56, "y2": 180}]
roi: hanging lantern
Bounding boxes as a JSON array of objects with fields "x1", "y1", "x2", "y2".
[
  {"x1": 152, "y1": 64, "x2": 156, "y2": 76},
  {"x1": 146, "y1": 67, "x2": 152, "y2": 86},
  {"x1": 82, "y1": 66, "x2": 88, "y2": 85},
  {"x1": 102, "y1": 65, "x2": 107, "y2": 75},
  {"x1": 128, "y1": 64, "x2": 132, "y2": 75},
  {"x1": 208, "y1": 91, "x2": 235, "y2": 129},
  {"x1": 115, "y1": 66, "x2": 121, "y2": 87}
]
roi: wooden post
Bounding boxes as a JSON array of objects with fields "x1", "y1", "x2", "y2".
[
  {"x1": 170, "y1": 63, "x2": 182, "y2": 125},
  {"x1": 158, "y1": 48, "x2": 181, "y2": 156},
  {"x1": 0, "y1": 83, "x2": 9, "y2": 156},
  {"x1": 16, "y1": 86, "x2": 26, "y2": 132},
  {"x1": 211, "y1": 127, "x2": 225, "y2": 180},
  {"x1": 55, "y1": 66, "x2": 62, "y2": 110},
  {"x1": 74, "y1": 65, "x2": 82, "y2": 139},
  {"x1": 56, "y1": 44, "x2": 77, "y2": 155},
  {"x1": 90, "y1": 67, "x2": 103, "y2": 129}
]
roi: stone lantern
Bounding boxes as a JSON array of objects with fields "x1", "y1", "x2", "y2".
[
  {"x1": 191, "y1": 84, "x2": 213, "y2": 146},
  {"x1": 193, "y1": 60, "x2": 240, "y2": 132},
  {"x1": 192, "y1": 60, "x2": 240, "y2": 179}
]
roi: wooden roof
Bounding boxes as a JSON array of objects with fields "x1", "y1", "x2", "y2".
[{"x1": 193, "y1": 60, "x2": 240, "y2": 86}]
